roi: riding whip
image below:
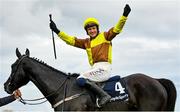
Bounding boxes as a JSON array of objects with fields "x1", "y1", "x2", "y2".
[{"x1": 49, "y1": 14, "x2": 57, "y2": 59}]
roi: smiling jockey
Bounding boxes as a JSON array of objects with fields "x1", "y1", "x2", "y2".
[{"x1": 50, "y1": 4, "x2": 131, "y2": 107}]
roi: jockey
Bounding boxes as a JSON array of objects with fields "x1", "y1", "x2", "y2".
[{"x1": 50, "y1": 4, "x2": 131, "y2": 106}]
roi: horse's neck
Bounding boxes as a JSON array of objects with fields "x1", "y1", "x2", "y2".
[{"x1": 25, "y1": 58, "x2": 67, "y2": 103}]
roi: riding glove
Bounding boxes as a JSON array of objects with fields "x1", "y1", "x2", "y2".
[
  {"x1": 50, "y1": 20, "x2": 60, "y2": 34},
  {"x1": 123, "y1": 4, "x2": 131, "y2": 17}
]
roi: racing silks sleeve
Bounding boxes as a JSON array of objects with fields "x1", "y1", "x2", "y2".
[
  {"x1": 58, "y1": 31, "x2": 87, "y2": 49},
  {"x1": 58, "y1": 31, "x2": 75, "y2": 46},
  {"x1": 113, "y1": 16, "x2": 127, "y2": 33},
  {"x1": 105, "y1": 16, "x2": 128, "y2": 41}
]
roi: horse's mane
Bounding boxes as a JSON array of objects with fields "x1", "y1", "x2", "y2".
[{"x1": 28, "y1": 57, "x2": 79, "y2": 77}]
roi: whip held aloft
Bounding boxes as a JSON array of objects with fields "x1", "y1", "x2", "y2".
[{"x1": 49, "y1": 14, "x2": 57, "y2": 59}]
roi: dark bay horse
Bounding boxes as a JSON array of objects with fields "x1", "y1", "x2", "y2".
[{"x1": 4, "y1": 48, "x2": 176, "y2": 111}]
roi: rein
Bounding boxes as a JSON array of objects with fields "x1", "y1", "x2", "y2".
[{"x1": 19, "y1": 76, "x2": 69, "y2": 105}]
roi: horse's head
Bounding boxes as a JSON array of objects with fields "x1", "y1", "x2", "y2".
[{"x1": 4, "y1": 48, "x2": 30, "y2": 94}]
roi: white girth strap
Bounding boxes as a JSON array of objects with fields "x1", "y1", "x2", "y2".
[{"x1": 52, "y1": 93, "x2": 82, "y2": 108}]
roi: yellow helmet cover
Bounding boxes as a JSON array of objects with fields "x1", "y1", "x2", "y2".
[{"x1": 83, "y1": 17, "x2": 99, "y2": 28}]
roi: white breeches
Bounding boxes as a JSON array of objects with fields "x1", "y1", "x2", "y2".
[{"x1": 77, "y1": 62, "x2": 112, "y2": 82}]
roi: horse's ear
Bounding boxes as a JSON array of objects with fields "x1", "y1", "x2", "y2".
[
  {"x1": 16, "y1": 48, "x2": 21, "y2": 58},
  {"x1": 25, "y1": 48, "x2": 30, "y2": 56}
]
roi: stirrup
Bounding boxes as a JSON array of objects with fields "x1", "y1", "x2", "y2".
[
  {"x1": 96, "y1": 98, "x2": 101, "y2": 108},
  {"x1": 96, "y1": 96, "x2": 111, "y2": 108}
]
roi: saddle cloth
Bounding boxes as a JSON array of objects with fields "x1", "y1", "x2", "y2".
[{"x1": 102, "y1": 75, "x2": 129, "y2": 102}]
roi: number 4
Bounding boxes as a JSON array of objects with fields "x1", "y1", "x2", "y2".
[{"x1": 115, "y1": 82, "x2": 125, "y2": 94}]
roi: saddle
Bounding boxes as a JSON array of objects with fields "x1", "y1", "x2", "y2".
[
  {"x1": 99, "y1": 75, "x2": 129, "y2": 102},
  {"x1": 75, "y1": 73, "x2": 129, "y2": 105}
]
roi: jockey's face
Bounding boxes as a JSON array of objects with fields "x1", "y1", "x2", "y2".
[{"x1": 87, "y1": 26, "x2": 98, "y2": 38}]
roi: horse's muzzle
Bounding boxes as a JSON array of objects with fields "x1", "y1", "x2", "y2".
[{"x1": 4, "y1": 82, "x2": 13, "y2": 94}]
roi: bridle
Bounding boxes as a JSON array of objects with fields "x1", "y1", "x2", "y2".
[{"x1": 8, "y1": 55, "x2": 69, "y2": 105}]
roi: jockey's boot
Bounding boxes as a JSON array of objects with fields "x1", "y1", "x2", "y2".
[{"x1": 85, "y1": 80, "x2": 111, "y2": 106}]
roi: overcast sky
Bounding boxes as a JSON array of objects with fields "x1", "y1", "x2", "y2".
[{"x1": 0, "y1": 0, "x2": 180, "y2": 111}]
